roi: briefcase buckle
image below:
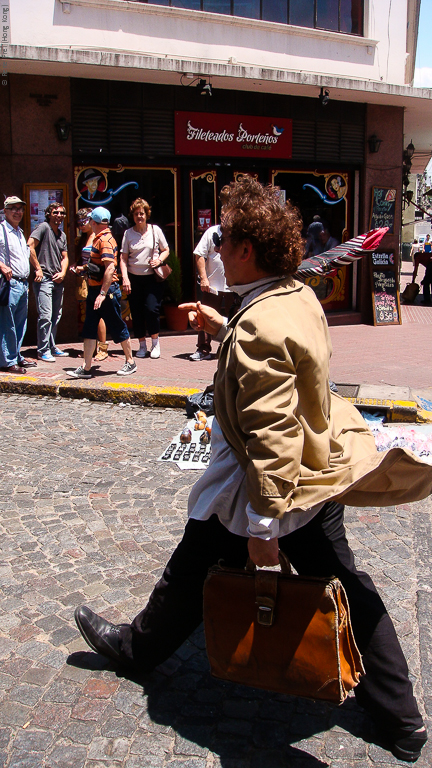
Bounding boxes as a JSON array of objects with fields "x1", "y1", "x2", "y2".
[{"x1": 256, "y1": 596, "x2": 275, "y2": 626}]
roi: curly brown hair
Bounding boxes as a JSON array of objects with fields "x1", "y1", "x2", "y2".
[
  {"x1": 220, "y1": 177, "x2": 304, "y2": 275},
  {"x1": 130, "y1": 198, "x2": 151, "y2": 218}
]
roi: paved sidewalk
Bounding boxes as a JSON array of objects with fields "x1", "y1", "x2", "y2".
[
  {"x1": 1, "y1": 269, "x2": 431, "y2": 417},
  {"x1": 0, "y1": 395, "x2": 431, "y2": 768}
]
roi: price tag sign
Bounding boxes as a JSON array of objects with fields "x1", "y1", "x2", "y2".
[{"x1": 370, "y1": 253, "x2": 401, "y2": 326}]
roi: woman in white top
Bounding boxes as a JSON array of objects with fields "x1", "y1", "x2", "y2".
[{"x1": 120, "y1": 198, "x2": 169, "y2": 359}]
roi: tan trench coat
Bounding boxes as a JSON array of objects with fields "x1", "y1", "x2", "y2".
[{"x1": 214, "y1": 278, "x2": 432, "y2": 520}]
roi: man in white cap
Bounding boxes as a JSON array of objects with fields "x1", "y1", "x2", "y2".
[
  {"x1": 67, "y1": 207, "x2": 136, "y2": 378},
  {"x1": 28, "y1": 202, "x2": 69, "y2": 362},
  {"x1": 0, "y1": 196, "x2": 39, "y2": 373}
]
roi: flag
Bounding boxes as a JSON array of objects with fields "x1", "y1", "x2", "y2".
[{"x1": 296, "y1": 227, "x2": 389, "y2": 278}]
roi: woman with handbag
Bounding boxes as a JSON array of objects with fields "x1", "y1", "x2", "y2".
[
  {"x1": 120, "y1": 198, "x2": 169, "y2": 360},
  {"x1": 70, "y1": 209, "x2": 109, "y2": 361}
]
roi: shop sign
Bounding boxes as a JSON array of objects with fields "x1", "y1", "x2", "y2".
[{"x1": 175, "y1": 112, "x2": 292, "y2": 159}]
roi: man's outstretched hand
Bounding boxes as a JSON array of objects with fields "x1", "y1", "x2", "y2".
[
  {"x1": 179, "y1": 301, "x2": 224, "y2": 336},
  {"x1": 248, "y1": 537, "x2": 279, "y2": 567}
]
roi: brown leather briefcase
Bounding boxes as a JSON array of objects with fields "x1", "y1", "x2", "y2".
[{"x1": 203, "y1": 554, "x2": 364, "y2": 704}]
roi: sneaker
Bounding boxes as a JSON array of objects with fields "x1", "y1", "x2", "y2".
[
  {"x1": 67, "y1": 366, "x2": 92, "y2": 379},
  {"x1": 150, "y1": 342, "x2": 160, "y2": 360},
  {"x1": 38, "y1": 352, "x2": 56, "y2": 363},
  {"x1": 117, "y1": 361, "x2": 137, "y2": 376},
  {"x1": 135, "y1": 346, "x2": 148, "y2": 358},
  {"x1": 189, "y1": 350, "x2": 212, "y2": 361},
  {"x1": 51, "y1": 347, "x2": 69, "y2": 357}
]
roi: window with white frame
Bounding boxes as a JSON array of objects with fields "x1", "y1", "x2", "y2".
[{"x1": 141, "y1": 0, "x2": 364, "y2": 35}]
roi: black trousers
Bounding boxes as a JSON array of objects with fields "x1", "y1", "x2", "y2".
[
  {"x1": 118, "y1": 503, "x2": 423, "y2": 734},
  {"x1": 127, "y1": 272, "x2": 164, "y2": 338}
]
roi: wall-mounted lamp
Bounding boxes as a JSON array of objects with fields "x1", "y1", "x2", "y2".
[
  {"x1": 405, "y1": 140, "x2": 415, "y2": 159},
  {"x1": 404, "y1": 189, "x2": 414, "y2": 205},
  {"x1": 196, "y1": 79, "x2": 213, "y2": 97},
  {"x1": 367, "y1": 134, "x2": 382, "y2": 153},
  {"x1": 318, "y1": 87, "x2": 330, "y2": 107},
  {"x1": 402, "y1": 140, "x2": 415, "y2": 193},
  {"x1": 55, "y1": 117, "x2": 71, "y2": 141},
  {"x1": 180, "y1": 74, "x2": 213, "y2": 96}
]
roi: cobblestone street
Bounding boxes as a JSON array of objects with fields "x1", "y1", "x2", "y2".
[{"x1": 0, "y1": 394, "x2": 431, "y2": 768}]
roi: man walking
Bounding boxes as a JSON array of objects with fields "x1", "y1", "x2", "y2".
[
  {"x1": 189, "y1": 224, "x2": 234, "y2": 361},
  {"x1": 28, "y1": 203, "x2": 69, "y2": 362},
  {"x1": 67, "y1": 207, "x2": 136, "y2": 378},
  {"x1": 0, "y1": 196, "x2": 39, "y2": 373},
  {"x1": 75, "y1": 179, "x2": 431, "y2": 763}
]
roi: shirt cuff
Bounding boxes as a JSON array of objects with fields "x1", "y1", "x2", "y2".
[
  {"x1": 214, "y1": 317, "x2": 228, "y2": 343},
  {"x1": 246, "y1": 503, "x2": 280, "y2": 539}
]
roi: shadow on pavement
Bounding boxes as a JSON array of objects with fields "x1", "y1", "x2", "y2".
[{"x1": 68, "y1": 637, "x2": 374, "y2": 768}]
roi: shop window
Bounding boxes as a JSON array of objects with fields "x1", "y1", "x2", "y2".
[
  {"x1": 74, "y1": 165, "x2": 179, "y2": 257},
  {"x1": 140, "y1": 0, "x2": 363, "y2": 34},
  {"x1": 272, "y1": 169, "x2": 351, "y2": 311},
  {"x1": 190, "y1": 170, "x2": 218, "y2": 252}
]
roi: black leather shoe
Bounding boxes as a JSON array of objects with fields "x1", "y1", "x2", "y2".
[
  {"x1": 389, "y1": 727, "x2": 427, "y2": 762},
  {"x1": 74, "y1": 606, "x2": 125, "y2": 665},
  {"x1": 18, "y1": 358, "x2": 37, "y2": 368},
  {"x1": 1, "y1": 365, "x2": 26, "y2": 374}
]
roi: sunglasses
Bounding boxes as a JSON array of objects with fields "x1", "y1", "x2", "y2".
[
  {"x1": 52, "y1": 210, "x2": 66, "y2": 217},
  {"x1": 7, "y1": 206, "x2": 24, "y2": 213},
  {"x1": 212, "y1": 232, "x2": 229, "y2": 249}
]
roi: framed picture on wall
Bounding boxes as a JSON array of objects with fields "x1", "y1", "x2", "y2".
[{"x1": 23, "y1": 183, "x2": 69, "y2": 238}]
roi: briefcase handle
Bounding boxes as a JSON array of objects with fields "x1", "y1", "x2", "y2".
[{"x1": 245, "y1": 551, "x2": 292, "y2": 575}]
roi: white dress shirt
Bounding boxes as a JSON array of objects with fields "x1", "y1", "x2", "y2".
[{"x1": 0, "y1": 221, "x2": 30, "y2": 279}]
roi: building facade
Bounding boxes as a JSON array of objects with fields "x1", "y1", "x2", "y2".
[{"x1": 2, "y1": 0, "x2": 432, "y2": 340}]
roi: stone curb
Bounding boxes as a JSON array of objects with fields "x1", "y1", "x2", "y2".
[
  {"x1": 0, "y1": 374, "x2": 431, "y2": 422},
  {"x1": 345, "y1": 396, "x2": 432, "y2": 423},
  {"x1": 0, "y1": 374, "x2": 200, "y2": 409}
]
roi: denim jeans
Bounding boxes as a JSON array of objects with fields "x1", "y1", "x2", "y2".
[
  {"x1": 33, "y1": 278, "x2": 64, "y2": 355},
  {"x1": 0, "y1": 278, "x2": 29, "y2": 367}
]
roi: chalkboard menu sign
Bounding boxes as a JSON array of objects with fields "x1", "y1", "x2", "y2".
[
  {"x1": 369, "y1": 187, "x2": 397, "y2": 234},
  {"x1": 370, "y1": 252, "x2": 401, "y2": 326}
]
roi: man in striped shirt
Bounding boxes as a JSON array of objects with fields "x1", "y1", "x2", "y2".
[{"x1": 67, "y1": 207, "x2": 136, "y2": 378}]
